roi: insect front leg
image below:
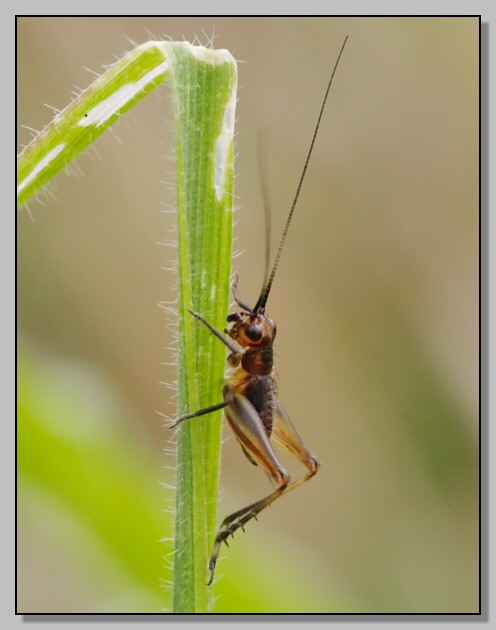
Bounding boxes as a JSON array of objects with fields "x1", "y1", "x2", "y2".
[
  {"x1": 230, "y1": 273, "x2": 252, "y2": 312},
  {"x1": 207, "y1": 384, "x2": 290, "y2": 584},
  {"x1": 170, "y1": 310, "x2": 240, "y2": 427}
]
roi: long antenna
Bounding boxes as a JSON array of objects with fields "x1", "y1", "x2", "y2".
[
  {"x1": 257, "y1": 129, "x2": 272, "y2": 305},
  {"x1": 254, "y1": 35, "x2": 348, "y2": 313}
]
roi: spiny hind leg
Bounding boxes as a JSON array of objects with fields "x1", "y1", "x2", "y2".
[
  {"x1": 208, "y1": 482, "x2": 288, "y2": 584},
  {"x1": 211, "y1": 404, "x2": 319, "y2": 582},
  {"x1": 208, "y1": 385, "x2": 290, "y2": 584}
]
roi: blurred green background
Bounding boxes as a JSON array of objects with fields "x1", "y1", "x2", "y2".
[{"x1": 17, "y1": 17, "x2": 479, "y2": 613}]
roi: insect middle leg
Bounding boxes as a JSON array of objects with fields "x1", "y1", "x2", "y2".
[{"x1": 270, "y1": 400, "x2": 320, "y2": 497}]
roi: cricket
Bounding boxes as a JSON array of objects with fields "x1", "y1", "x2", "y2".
[{"x1": 173, "y1": 36, "x2": 348, "y2": 584}]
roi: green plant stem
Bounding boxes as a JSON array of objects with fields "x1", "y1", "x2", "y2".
[{"x1": 166, "y1": 43, "x2": 236, "y2": 612}]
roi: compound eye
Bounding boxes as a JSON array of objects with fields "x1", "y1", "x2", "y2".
[{"x1": 245, "y1": 324, "x2": 263, "y2": 342}]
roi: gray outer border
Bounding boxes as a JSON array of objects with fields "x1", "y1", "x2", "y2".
[{"x1": 10, "y1": 5, "x2": 488, "y2": 629}]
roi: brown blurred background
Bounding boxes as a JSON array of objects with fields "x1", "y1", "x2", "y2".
[{"x1": 17, "y1": 17, "x2": 479, "y2": 612}]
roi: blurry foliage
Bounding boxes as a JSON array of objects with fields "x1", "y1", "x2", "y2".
[{"x1": 17, "y1": 344, "x2": 341, "y2": 613}]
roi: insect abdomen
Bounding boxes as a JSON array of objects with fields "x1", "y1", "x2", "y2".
[{"x1": 241, "y1": 374, "x2": 276, "y2": 436}]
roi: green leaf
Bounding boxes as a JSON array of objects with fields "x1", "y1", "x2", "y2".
[{"x1": 17, "y1": 42, "x2": 169, "y2": 207}]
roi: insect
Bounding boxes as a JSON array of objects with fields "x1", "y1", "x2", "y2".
[{"x1": 173, "y1": 36, "x2": 348, "y2": 584}]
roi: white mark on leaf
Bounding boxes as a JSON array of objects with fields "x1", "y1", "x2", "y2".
[
  {"x1": 17, "y1": 143, "x2": 65, "y2": 194},
  {"x1": 79, "y1": 61, "x2": 168, "y2": 127},
  {"x1": 214, "y1": 87, "x2": 237, "y2": 201}
]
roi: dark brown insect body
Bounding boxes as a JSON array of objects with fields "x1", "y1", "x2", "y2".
[
  {"x1": 173, "y1": 37, "x2": 348, "y2": 584},
  {"x1": 177, "y1": 296, "x2": 319, "y2": 583},
  {"x1": 228, "y1": 312, "x2": 276, "y2": 417}
]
